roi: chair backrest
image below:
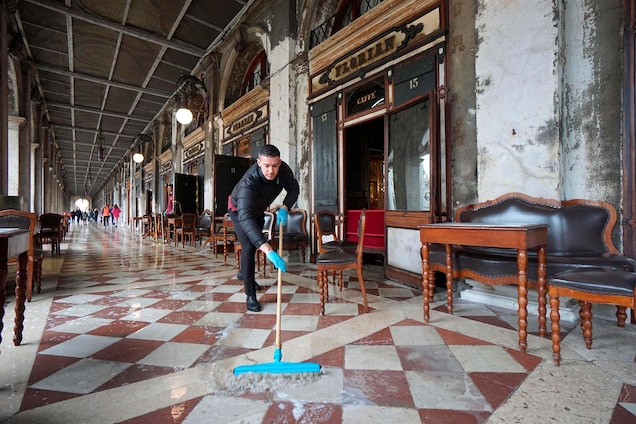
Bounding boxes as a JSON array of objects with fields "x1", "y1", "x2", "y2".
[
  {"x1": 39, "y1": 213, "x2": 63, "y2": 231},
  {"x1": 355, "y1": 209, "x2": 367, "y2": 260},
  {"x1": 181, "y1": 212, "x2": 198, "y2": 228},
  {"x1": 263, "y1": 211, "x2": 275, "y2": 240},
  {"x1": 314, "y1": 210, "x2": 342, "y2": 250},
  {"x1": 198, "y1": 209, "x2": 212, "y2": 229},
  {"x1": 274, "y1": 208, "x2": 308, "y2": 238},
  {"x1": 0, "y1": 209, "x2": 37, "y2": 256}
]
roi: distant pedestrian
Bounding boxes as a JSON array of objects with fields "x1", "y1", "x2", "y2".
[
  {"x1": 112, "y1": 204, "x2": 121, "y2": 227},
  {"x1": 102, "y1": 204, "x2": 111, "y2": 228}
]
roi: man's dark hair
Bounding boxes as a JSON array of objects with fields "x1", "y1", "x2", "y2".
[{"x1": 259, "y1": 144, "x2": 280, "y2": 158}]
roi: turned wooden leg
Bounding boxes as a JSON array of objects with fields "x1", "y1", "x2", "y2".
[
  {"x1": 616, "y1": 306, "x2": 627, "y2": 327},
  {"x1": 537, "y1": 245, "x2": 547, "y2": 337},
  {"x1": 13, "y1": 252, "x2": 28, "y2": 346},
  {"x1": 580, "y1": 301, "x2": 593, "y2": 349},
  {"x1": 549, "y1": 293, "x2": 561, "y2": 365},
  {"x1": 318, "y1": 270, "x2": 326, "y2": 315},
  {"x1": 421, "y1": 244, "x2": 430, "y2": 323},
  {"x1": 34, "y1": 258, "x2": 42, "y2": 294},
  {"x1": 517, "y1": 248, "x2": 529, "y2": 352}
]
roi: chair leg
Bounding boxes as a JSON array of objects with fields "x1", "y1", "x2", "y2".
[
  {"x1": 318, "y1": 270, "x2": 327, "y2": 315},
  {"x1": 549, "y1": 293, "x2": 562, "y2": 365},
  {"x1": 34, "y1": 258, "x2": 42, "y2": 294},
  {"x1": 26, "y1": 257, "x2": 34, "y2": 302},
  {"x1": 356, "y1": 265, "x2": 368, "y2": 310},
  {"x1": 616, "y1": 306, "x2": 627, "y2": 327},
  {"x1": 580, "y1": 301, "x2": 593, "y2": 349}
]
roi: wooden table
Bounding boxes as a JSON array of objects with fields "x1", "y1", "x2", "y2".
[
  {"x1": 419, "y1": 223, "x2": 548, "y2": 352},
  {"x1": 0, "y1": 228, "x2": 31, "y2": 349}
]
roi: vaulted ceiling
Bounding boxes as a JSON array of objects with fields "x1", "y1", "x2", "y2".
[{"x1": 13, "y1": 0, "x2": 253, "y2": 197}]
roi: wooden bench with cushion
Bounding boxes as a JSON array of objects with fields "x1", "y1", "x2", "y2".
[
  {"x1": 427, "y1": 192, "x2": 636, "y2": 284},
  {"x1": 425, "y1": 192, "x2": 636, "y2": 325}
]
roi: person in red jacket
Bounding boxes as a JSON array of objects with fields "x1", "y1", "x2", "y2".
[
  {"x1": 228, "y1": 144, "x2": 299, "y2": 312},
  {"x1": 112, "y1": 204, "x2": 121, "y2": 227}
]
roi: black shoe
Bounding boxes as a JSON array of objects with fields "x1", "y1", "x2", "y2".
[
  {"x1": 246, "y1": 295, "x2": 261, "y2": 312},
  {"x1": 254, "y1": 282, "x2": 263, "y2": 291},
  {"x1": 237, "y1": 271, "x2": 243, "y2": 280}
]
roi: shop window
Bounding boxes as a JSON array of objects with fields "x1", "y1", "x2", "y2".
[
  {"x1": 393, "y1": 54, "x2": 436, "y2": 107},
  {"x1": 387, "y1": 100, "x2": 431, "y2": 211},
  {"x1": 310, "y1": 0, "x2": 384, "y2": 48}
]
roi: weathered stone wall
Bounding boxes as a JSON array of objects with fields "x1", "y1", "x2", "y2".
[
  {"x1": 474, "y1": 0, "x2": 561, "y2": 201},
  {"x1": 561, "y1": 0, "x2": 623, "y2": 208}
]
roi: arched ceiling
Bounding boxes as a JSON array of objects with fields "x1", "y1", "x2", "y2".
[{"x1": 12, "y1": 0, "x2": 253, "y2": 197}]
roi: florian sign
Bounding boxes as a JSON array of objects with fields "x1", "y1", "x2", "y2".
[{"x1": 311, "y1": 7, "x2": 441, "y2": 93}]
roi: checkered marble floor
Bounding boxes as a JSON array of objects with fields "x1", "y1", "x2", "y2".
[{"x1": 1, "y1": 222, "x2": 635, "y2": 423}]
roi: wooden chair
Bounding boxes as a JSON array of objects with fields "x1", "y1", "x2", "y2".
[
  {"x1": 548, "y1": 268, "x2": 636, "y2": 365},
  {"x1": 36, "y1": 213, "x2": 63, "y2": 255},
  {"x1": 196, "y1": 209, "x2": 213, "y2": 246},
  {"x1": 235, "y1": 211, "x2": 275, "y2": 276},
  {"x1": 175, "y1": 212, "x2": 197, "y2": 247},
  {"x1": 316, "y1": 209, "x2": 368, "y2": 315},
  {"x1": 314, "y1": 209, "x2": 357, "y2": 253},
  {"x1": 0, "y1": 209, "x2": 42, "y2": 301},
  {"x1": 212, "y1": 213, "x2": 236, "y2": 261}
]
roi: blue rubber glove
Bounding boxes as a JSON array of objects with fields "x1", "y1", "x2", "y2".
[
  {"x1": 277, "y1": 207, "x2": 288, "y2": 226},
  {"x1": 266, "y1": 251, "x2": 287, "y2": 272}
]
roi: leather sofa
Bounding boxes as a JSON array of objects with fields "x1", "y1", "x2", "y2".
[{"x1": 427, "y1": 192, "x2": 636, "y2": 287}]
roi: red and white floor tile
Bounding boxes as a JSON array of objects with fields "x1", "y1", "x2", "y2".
[{"x1": 1, "y1": 223, "x2": 635, "y2": 423}]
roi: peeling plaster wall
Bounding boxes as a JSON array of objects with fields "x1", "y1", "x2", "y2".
[
  {"x1": 475, "y1": 0, "x2": 560, "y2": 200},
  {"x1": 561, "y1": 0, "x2": 622, "y2": 207}
]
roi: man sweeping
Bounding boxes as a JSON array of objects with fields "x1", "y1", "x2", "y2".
[{"x1": 228, "y1": 144, "x2": 299, "y2": 312}]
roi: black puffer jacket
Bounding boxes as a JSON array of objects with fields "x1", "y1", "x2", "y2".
[{"x1": 230, "y1": 160, "x2": 299, "y2": 248}]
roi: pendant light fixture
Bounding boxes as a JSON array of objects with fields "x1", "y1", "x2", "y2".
[
  {"x1": 97, "y1": 127, "x2": 105, "y2": 161},
  {"x1": 174, "y1": 74, "x2": 208, "y2": 125}
]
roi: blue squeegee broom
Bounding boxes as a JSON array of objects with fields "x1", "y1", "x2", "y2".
[{"x1": 233, "y1": 221, "x2": 322, "y2": 375}]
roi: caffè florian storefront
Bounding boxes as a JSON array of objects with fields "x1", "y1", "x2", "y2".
[{"x1": 309, "y1": 1, "x2": 449, "y2": 286}]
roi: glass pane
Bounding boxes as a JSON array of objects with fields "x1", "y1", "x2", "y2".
[{"x1": 387, "y1": 101, "x2": 430, "y2": 211}]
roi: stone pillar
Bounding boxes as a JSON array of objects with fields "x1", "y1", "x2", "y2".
[
  {"x1": 30, "y1": 142, "x2": 39, "y2": 212},
  {"x1": 266, "y1": 0, "x2": 300, "y2": 205},
  {"x1": 7, "y1": 116, "x2": 26, "y2": 196},
  {"x1": 0, "y1": 3, "x2": 8, "y2": 194}
]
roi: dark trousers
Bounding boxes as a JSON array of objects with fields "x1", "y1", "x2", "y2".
[{"x1": 229, "y1": 211, "x2": 264, "y2": 297}]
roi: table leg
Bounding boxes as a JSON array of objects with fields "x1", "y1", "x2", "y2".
[
  {"x1": 537, "y1": 245, "x2": 547, "y2": 337},
  {"x1": 517, "y1": 248, "x2": 528, "y2": 352},
  {"x1": 445, "y1": 244, "x2": 453, "y2": 314},
  {"x1": 13, "y1": 251, "x2": 27, "y2": 346},
  {"x1": 421, "y1": 243, "x2": 430, "y2": 323}
]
